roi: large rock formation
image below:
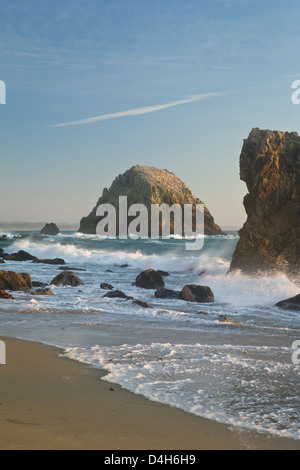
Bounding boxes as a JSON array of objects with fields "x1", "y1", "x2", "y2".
[
  {"x1": 0, "y1": 271, "x2": 32, "y2": 290},
  {"x1": 79, "y1": 165, "x2": 224, "y2": 236},
  {"x1": 230, "y1": 128, "x2": 300, "y2": 280},
  {"x1": 41, "y1": 223, "x2": 60, "y2": 235}
]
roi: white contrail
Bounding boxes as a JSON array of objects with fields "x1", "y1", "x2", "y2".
[{"x1": 51, "y1": 92, "x2": 224, "y2": 128}]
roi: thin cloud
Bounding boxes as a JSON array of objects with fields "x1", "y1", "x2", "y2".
[{"x1": 51, "y1": 92, "x2": 225, "y2": 128}]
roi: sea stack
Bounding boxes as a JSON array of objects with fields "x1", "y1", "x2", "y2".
[
  {"x1": 78, "y1": 165, "x2": 224, "y2": 236},
  {"x1": 230, "y1": 128, "x2": 300, "y2": 281},
  {"x1": 41, "y1": 223, "x2": 60, "y2": 235}
]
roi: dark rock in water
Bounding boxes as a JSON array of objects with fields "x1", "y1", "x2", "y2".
[
  {"x1": 106, "y1": 269, "x2": 113, "y2": 273},
  {"x1": 157, "y1": 270, "x2": 170, "y2": 277},
  {"x1": 0, "y1": 271, "x2": 32, "y2": 290},
  {"x1": 0, "y1": 235, "x2": 8, "y2": 241},
  {"x1": 276, "y1": 294, "x2": 300, "y2": 311},
  {"x1": 59, "y1": 266, "x2": 86, "y2": 272},
  {"x1": 0, "y1": 259, "x2": 4, "y2": 264},
  {"x1": 33, "y1": 258, "x2": 65, "y2": 265},
  {"x1": 0, "y1": 289, "x2": 14, "y2": 300},
  {"x1": 3, "y1": 250, "x2": 37, "y2": 262},
  {"x1": 218, "y1": 315, "x2": 244, "y2": 326},
  {"x1": 120, "y1": 264, "x2": 129, "y2": 268},
  {"x1": 0, "y1": 248, "x2": 5, "y2": 257},
  {"x1": 32, "y1": 281, "x2": 48, "y2": 288},
  {"x1": 180, "y1": 284, "x2": 214, "y2": 303},
  {"x1": 13, "y1": 234, "x2": 29, "y2": 240},
  {"x1": 41, "y1": 223, "x2": 60, "y2": 235},
  {"x1": 103, "y1": 290, "x2": 128, "y2": 299},
  {"x1": 155, "y1": 287, "x2": 181, "y2": 299},
  {"x1": 51, "y1": 271, "x2": 84, "y2": 287},
  {"x1": 134, "y1": 269, "x2": 165, "y2": 290},
  {"x1": 230, "y1": 128, "x2": 300, "y2": 281},
  {"x1": 197, "y1": 311, "x2": 208, "y2": 315},
  {"x1": 132, "y1": 299, "x2": 152, "y2": 309},
  {"x1": 78, "y1": 165, "x2": 224, "y2": 236},
  {"x1": 197, "y1": 270, "x2": 206, "y2": 277},
  {"x1": 30, "y1": 288, "x2": 54, "y2": 296},
  {"x1": 100, "y1": 283, "x2": 114, "y2": 290}
]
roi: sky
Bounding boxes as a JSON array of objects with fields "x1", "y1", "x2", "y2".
[{"x1": 1, "y1": 0, "x2": 300, "y2": 229}]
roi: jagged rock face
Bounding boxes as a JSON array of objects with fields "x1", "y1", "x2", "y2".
[
  {"x1": 230, "y1": 128, "x2": 300, "y2": 280},
  {"x1": 79, "y1": 165, "x2": 224, "y2": 236}
]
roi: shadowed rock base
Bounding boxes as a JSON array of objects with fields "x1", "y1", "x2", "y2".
[{"x1": 276, "y1": 294, "x2": 300, "y2": 311}]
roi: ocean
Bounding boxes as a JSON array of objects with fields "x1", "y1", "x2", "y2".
[{"x1": 0, "y1": 231, "x2": 299, "y2": 440}]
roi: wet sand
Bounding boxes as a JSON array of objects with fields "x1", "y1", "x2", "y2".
[{"x1": 0, "y1": 336, "x2": 299, "y2": 450}]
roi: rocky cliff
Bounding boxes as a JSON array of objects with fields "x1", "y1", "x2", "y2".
[
  {"x1": 79, "y1": 165, "x2": 224, "y2": 236},
  {"x1": 230, "y1": 128, "x2": 300, "y2": 280}
]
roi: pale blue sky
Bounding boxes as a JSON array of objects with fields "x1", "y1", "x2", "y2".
[{"x1": 1, "y1": 0, "x2": 300, "y2": 227}]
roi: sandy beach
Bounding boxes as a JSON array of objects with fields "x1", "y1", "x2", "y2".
[{"x1": 0, "y1": 336, "x2": 299, "y2": 450}]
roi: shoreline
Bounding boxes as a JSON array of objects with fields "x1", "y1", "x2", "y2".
[{"x1": 0, "y1": 336, "x2": 299, "y2": 450}]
